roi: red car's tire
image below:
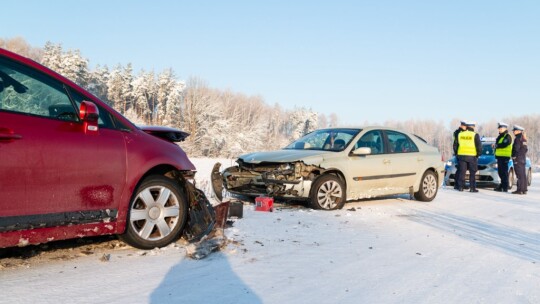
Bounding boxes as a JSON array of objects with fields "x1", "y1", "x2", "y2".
[{"x1": 120, "y1": 175, "x2": 188, "y2": 249}]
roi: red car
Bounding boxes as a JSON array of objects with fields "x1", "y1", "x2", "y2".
[{"x1": 0, "y1": 48, "x2": 205, "y2": 249}]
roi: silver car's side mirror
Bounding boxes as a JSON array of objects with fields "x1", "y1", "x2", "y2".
[{"x1": 352, "y1": 147, "x2": 371, "y2": 155}]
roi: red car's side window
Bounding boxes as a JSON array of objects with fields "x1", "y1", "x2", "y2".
[{"x1": 0, "y1": 58, "x2": 78, "y2": 122}]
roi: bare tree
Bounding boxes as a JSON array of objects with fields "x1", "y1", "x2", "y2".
[{"x1": 1, "y1": 37, "x2": 42, "y2": 61}]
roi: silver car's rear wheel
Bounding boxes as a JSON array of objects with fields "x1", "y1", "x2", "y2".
[
  {"x1": 121, "y1": 175, "x2": 187, "y2": 249},
  {"x1": 414, "y1": 170, "x2": 438, "y2": 202},
  {"x1": 310, "y1": 174, "x2": 346, "y2": 210}
]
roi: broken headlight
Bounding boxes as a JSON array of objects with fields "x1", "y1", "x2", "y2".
[{"x1": 279, "y1": 163, "x2": 294, "y2": 171}]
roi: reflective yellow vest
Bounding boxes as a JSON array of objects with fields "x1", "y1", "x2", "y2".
[
  {"x1": 457, "y1": 130, "x2": 477, "y2": 156},
  {"x1": 495, "y1": 133, "x2": 512, "y2": 157}
]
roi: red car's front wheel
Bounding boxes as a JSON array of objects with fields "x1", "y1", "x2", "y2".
[{"x1": 120, "y1": 175, "x2": 188, "y2": 249}]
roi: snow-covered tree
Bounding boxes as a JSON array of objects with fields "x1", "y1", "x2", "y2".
[
  {"x1": 41, "y1": 42, "x2": 89, "y2": 87},
  {"x1": 328, "y1": 113, "x2": 339, "y2": 128},
  {"x1": 123, "y1": 108, "x2": 145, "y2": 125},
  {"x1": 121, "y1": 63, "x2": 134, "y2": 114},
  {"x1": 105, "y1": 63, "x2": 133, "y2": 113},
  {"x1": 288, "y1": 107, "x2": 319, "y2": 140},
  {"x1": 107, "y1": 65, "x2": 125, "y2": 112},
  {"x1": 87, "y1": 64, "x2": 110, "y2": 104},
  {"x1": 156, "y1": 69, "x2": 175, "y2": 125},
  {"x1": 163, "y1": 81, "x2": 185, "y2": 127},
  {"x1": 181, "y1": 77, "x2": 220, "y2": 156},
  {"x1": 62, "y1": 49, "x2": 89, "y2": 87},
  {"x1": 41, "y1": 42, "x2": 63, "y2": 72},
  {"x1": 132, "y1": 70, "x2": 156, "y2": 121}
]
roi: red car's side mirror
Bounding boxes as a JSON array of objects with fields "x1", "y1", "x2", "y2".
[
  {"x1": 79, "y1": 101, "x2": 99, "y2": 133},
  {"x1": 79, "y1": 101, "x2": 99, "y2": 122}
]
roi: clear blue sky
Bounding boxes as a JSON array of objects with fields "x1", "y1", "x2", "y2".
[{"x1": 2, "y1": 0, "x2": 539, "y2": 126}]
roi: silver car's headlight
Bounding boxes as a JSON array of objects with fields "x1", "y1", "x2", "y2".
[{"x1": 488, "y1": 162, "x2": 498, "y2": 169}]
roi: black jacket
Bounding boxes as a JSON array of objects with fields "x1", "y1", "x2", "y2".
[
  {"x1": 474, "y1": 132, "x2": 482, "y2": 157},
  {"x1": 452, "y1": 128, "x2": 463, "y2": 155},
  {"x1": 495, "y1": 131, "x2": 512, "y2": 159},
  {"x1": 512, "y1": 133, "x2": 528, "y2": 162}
]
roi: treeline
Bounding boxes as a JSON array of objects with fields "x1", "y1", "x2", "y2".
[
  {"x1": 1, "y1": 37, "x2": 538, "y2": 164},
  {"x1": 1, "y1": 38, "x2": 325, "y2": 157}
]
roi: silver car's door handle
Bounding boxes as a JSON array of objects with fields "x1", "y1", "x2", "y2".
[
  {"x1": 417, "y1": 158, "x2": 424, "y2": 161},
  {"x1": 383, "y1": 159, "x2": 391, "y2": 164}
]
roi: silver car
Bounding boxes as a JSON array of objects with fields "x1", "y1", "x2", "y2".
[{"x1": 214, "y1": 127, "x2": 445, "y2": 210}]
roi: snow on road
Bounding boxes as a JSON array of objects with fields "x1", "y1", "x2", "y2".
[{"x1": 1, "y1": 158, "x2": 539, "y2": 304}]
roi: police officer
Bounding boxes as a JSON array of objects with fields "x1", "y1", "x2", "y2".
[
  {"x1": 452, "y1": 121, "x2": 468, "y2": 190},
  {"x1": 456, "y1": 122, "x2": 482, "y2": 192},
  {"x1": 494, "y1": 122, "x2": 512, "y2": 192},
  {"x1": 511, "y1": 125, "x2": 528, "y2": 195}
]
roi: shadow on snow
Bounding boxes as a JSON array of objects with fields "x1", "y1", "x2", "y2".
[{"x1": 150, "y1": 252, "x2": 262, "y2": 304}]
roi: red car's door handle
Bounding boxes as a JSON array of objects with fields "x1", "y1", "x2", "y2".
[{"x1": 0, "y1": 133, "x2": 23, "y2": 140}]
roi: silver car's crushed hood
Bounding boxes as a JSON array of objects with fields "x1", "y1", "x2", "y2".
[
  {"x1": 239, "y1": 149, "x2": 330, "y2": 164},
  {"x1": 218, "y1": 149, "x2": 333, "y2": 198}
]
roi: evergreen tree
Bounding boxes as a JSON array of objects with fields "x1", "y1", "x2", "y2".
[
  {"x1": 88, "y1": 64, "x2": 110, "y2": 104},
  {"x1": 107, "y1": 65, "x2": 124, "y2": 112}
]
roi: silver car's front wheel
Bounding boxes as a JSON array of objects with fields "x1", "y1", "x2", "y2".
[
  {"x1": 310, "y1": 174, "x2": 346, "y2": 210},
  {"x1": 120, "y1": 175, "x2": 187, "y2": 249},
  {"x1": 414, "y1": 170, "x2": 438, "y2": 202}
]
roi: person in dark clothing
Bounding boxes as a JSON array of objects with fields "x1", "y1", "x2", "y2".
[
  {"x1": 456, "y1": 122, "x2": 482, "y2": 192},
  {"x1": 452, "y1": 121, "x2": 468, "y2": 190},
  {"x1": 494, "y1": 122, "x2": 512, "y2": 192},
  {"x1": 511, "y1": 125, "x2": 528, "y2": 195}
]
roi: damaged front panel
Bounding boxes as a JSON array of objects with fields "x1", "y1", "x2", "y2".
[
  {"x1": 221, "y1": 160, "x2": 324, "y2": 198},
  {"x1": 172, "y1": 171, "x2": 216, "y2": 242}
]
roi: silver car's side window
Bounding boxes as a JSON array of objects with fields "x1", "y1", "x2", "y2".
[
  {"x1": 355, "y1": 130, "x2": 384, "y2": 154},
  {"x1": 386, "y1": 130, "x2": 419, "y2": 153}
]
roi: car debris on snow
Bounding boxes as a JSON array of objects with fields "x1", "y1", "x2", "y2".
[
  {"x1": 185, "y1": 229, "x2": 227, "y2": 260},
  {"x1": 100, "y1": 254, "x2": 111, "y2": 262}
]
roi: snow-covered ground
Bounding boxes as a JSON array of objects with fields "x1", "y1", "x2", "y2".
[{"x1": 1, "y1": 158, "x2": 539, "y2": 304}]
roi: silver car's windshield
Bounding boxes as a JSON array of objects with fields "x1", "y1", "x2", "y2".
[{"x1": 284, "y1": 129, "x2": 361, "y2": 151}]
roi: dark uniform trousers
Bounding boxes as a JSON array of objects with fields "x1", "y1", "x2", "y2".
[
  {"x1": 454, "y1": 162, "x2": 461, "y2": 189},
  {"x1": 496, "y1": 157, "x2": 510, "y2": 191},
  {"x1": 514, "y1": 158, "x2": 527, "y2": 192},
  {"x1": 458, "y1": 156, "x2": 477, "y2": 190}
]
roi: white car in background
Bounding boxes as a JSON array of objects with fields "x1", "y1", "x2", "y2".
[{"x1": 214, "y1": 127, "x2": 445, "y2": 210}]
